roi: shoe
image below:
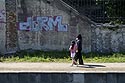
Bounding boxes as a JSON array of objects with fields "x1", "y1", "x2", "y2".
[
  {"x1": 73, "y1": 61, "x2": 77, "y2": 65},
  {"x1": 70, "y1": 64, "x2": 73, "y2": 67},
  {"x1": 76, "y1": 63, "x2": 78, "y2": 67}
]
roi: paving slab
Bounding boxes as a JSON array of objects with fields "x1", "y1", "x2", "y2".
[{"x1": 0, "y1": 62, "x2": 125, "y2": 73}]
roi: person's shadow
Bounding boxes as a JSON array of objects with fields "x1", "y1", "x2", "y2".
[{"x1": 77, "y1": 64, "x2": 106, "y2": 68}]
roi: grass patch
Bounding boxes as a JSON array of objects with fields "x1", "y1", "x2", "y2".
[
  {"x1": 84, "y1": 52, "x2": 125, "y2": 63},
  {"x1": 0, "y1": 50, "x2": 71, "y2": 63},
  {"x1": 0, "y1": 50, "x2": 125, "y2": 63}
]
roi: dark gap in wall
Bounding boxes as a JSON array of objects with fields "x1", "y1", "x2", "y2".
[{"x1": 47, "y1": 0, "x2": 51, "y2": 4}]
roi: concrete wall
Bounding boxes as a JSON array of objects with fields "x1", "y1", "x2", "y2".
[
  {"x1": 17, "y1": 0, "x2": 70, "y2": 51},
  {"x1": 16, "y1": 0, "x2": 125, "y2": 53},
  {"x1": 18, "y1": 0, "x2": 91, "y2": 52},
  {"x1": 91, "y1": 25, "x2": 125, "y2": 53},
  {"x1": 0, "y1": 0, "x2": 125, "y2": 54},
  {"x1": 0, "y1": 0, "x2": 6, "y2": 54},
  {"x1": 0, "y1": 72, "x2": 125, "y2": 83},
  {"x1": 17, "y1": 0, "x2": 92, "y2": 52},
  {"x1": 6, "y1": 0, "x2": 18, "y2": 53}
]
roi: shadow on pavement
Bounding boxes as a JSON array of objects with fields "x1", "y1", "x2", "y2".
[{"x1": 77, "y1": 64, "x2": 106, "y2": 68}]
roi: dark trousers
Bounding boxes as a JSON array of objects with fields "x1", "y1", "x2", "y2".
[{"x1": 75, "y1": 51, "x2": 84, "y2": 65}]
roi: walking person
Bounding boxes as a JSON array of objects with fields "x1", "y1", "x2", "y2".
[
  {"x1": 69, "y1": 40, "x2": 78, "y2": 67},
  {"x1": 75, "y1": 34, "x2": 84, "y2": 65}
]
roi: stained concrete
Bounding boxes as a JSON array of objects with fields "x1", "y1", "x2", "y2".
[
  {"x1": 0, "y1": 63, "x2": 125, "y2": 72},
  {"x1": 0, "y1": 63, "x2": 125, "y2": 83},
  {"x1": 0, "y1": 0, "x2": 125, "y2": 54}
]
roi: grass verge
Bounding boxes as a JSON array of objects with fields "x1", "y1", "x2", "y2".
[{"x1": 0, "y1": 50, "x2": 125, "y2": 63}]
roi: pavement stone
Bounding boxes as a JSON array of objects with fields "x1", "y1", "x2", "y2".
[{"x1": 0, "y1": 62, "x2": 125, "y2": 72}]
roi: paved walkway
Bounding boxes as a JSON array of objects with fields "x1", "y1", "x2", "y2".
[{"x1": 0, "y1": 62, "x2": 125, "y2": 72}]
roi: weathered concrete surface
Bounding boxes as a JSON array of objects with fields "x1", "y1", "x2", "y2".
[
  {"x1": 16, "y1": 0, "x2": 125, "y2": 53},
  {"x1": 0, "y1": 63, "x2": 125, "y2": 83},
  {"x1": 16, "y1": 0, "x2": 91, "y2": 53},
  {"x1": 0, "y1": 63, "x2": 125, "y2": 72},
  {"x1": 91, "y1": 25, "x2": 125, "y2": 53},
  {"x1": 17, "y1": 0, "x2": 77, "y2": 51},
  {"x1": 0, "y1": 0, "x2": 125, "y2": 54},
  {"x1": 0, "y1": 0, "x2": 6, "y2": 54},
  {"x1": 5, "y1": 0, "x2": 18, "y2": 53}
]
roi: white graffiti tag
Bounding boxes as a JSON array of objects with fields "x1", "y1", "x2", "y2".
[{"x1": 19, "y1": 16, "x2": 68, "y2": 31}]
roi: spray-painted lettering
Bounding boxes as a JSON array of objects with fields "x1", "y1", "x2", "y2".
[{"x1": 19, "y1": 16, "x2": 68, "y2": 31}]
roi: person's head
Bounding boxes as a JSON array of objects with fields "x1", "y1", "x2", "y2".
[
  {"x1": 77, "y1": 34, "x2": 82, "y2": 40},
  {"x1": 71, "y1": 40, "x2": 75, "y2": 45},
  {"x1": 75, "y1": 38, "x2": 78, "y2": 42}
]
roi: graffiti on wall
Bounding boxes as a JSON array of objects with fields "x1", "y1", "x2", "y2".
[
  {"x1": 0, "y1": 9, "x2": 6, "y2": 23},
  {"x1": 19, "y1": 16, "x2": 68, "y2": 31}
]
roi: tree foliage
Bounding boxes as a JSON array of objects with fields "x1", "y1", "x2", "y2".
[{"x1": 96, "y1": 0, "x2": 125, "y2": 24}]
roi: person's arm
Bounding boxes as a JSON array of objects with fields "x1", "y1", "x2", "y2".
[
  {"x1": 77, "y1": 40, "x2": 82, "y2": 51},
  {"x1": 69, "y1": 46, "x2": 72, "y2": 50}
]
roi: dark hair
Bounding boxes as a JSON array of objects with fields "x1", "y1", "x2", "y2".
[
  {"x1": 76, "y1": 34, "x2": 82, "y2": 50},
  {"x1": 77, "y1": 34, "x2": 82, "y2": 40},
  {"x1": 71, "y1": 40, "x2": 75, "y2": 49},
  {"x1": 71, "y1": 40, "x2": 75, "y2": 44}
]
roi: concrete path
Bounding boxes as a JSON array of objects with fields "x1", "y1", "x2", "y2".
[{"x1": 0, "y1": 62, "x2": 125, "y2": 73}]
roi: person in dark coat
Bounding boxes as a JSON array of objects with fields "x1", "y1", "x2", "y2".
[{"x1": 75, "y1": 34, "x2": 84, "y2": 65}]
